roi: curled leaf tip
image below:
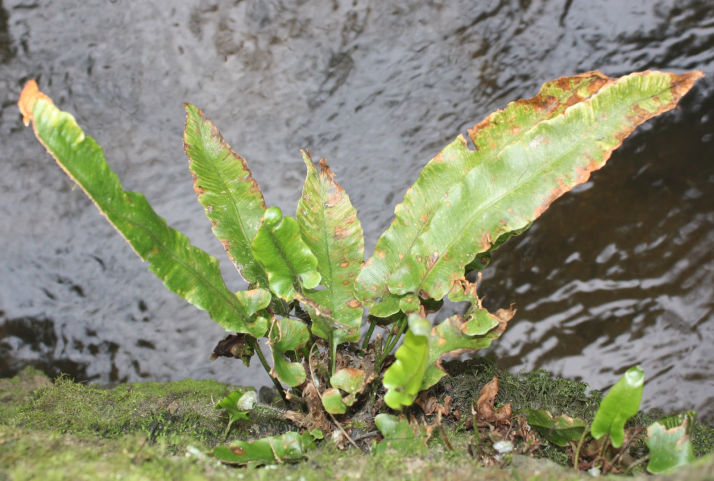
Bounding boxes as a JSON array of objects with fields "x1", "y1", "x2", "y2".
[{"x1": 18, "y1": 79, "x2": 53, "y2": 126}]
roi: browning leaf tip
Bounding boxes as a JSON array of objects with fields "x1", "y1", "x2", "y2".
[{"x1": 18, "y1": 79, "x2": 52, "y2": 126}]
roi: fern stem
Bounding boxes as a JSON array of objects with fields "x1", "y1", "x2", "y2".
[
  {"x1": 248, "y1": 337, "x2": 287, "y2": 403},
  {"x1": 329, "y1": 333, "x2": 337, "y2": 377},
  {"x1": 573, "y1": 423, "x2": 590, "y2": 470},
  {"x1": 375, "y1": 314, "x2": 407, "y2": 372},
  {"x1": 361, "y1": 316, "x2": 378, "y2": 350}
]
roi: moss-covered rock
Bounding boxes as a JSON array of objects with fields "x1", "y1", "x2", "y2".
[
  {"x1": 440, "y1": 359, "x2": 603, "y2": 420},
  {"x1": 1, "y1": 365, "x2": 712, "y2": 481}
]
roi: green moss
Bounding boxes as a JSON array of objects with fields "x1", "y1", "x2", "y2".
[
  {"x1": 440, "y1": 358, "x2": 602, "y2": 420},
  {"x1": 12, "y1": 376, "x2": 225, "y2": 447},
  {"x1": 0, "y1": 366, "x2": 52, "y2": 420},
  {"x1": 1, "y1": 365, "x2": 713, "y2": 481},
  {"x1": 3, "y1": 368, "x2": 291, "y2": 452},
  {"x1": 691, "y1": 421, "x2": 714, "y2": 457},
  {"x1": 0, "y1": 427, "x2": 235, "y2": 481},
  {"x1": 0, "y1": 424, "x2": 571, "y2": 481}
]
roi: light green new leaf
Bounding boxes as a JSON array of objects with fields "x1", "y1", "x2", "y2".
[
  {"x1": 183, "y1": 104, "x2": 268, "y2": 286},
  {"x1": 320, "y1": 388, "x2": 347, "y2": 414},
  {"x1": 215, "y1": 389, "x2": 255, "y2": 438},
  {"x1": 646, "y1": 419, "x2": 696, "y2": 474},
  {"x1": 372, "y1": 414, "x2": 427, "y2": 455},
  {"x1": 297, "y1": 152, "x2": 364, "y2": 343},
  {"x1": 215, "y1": 389, "x2": 253, "y2": 423},
  {"x1": 526, "y1": 409, "x2": 587, "y2": 447},
  {"x1": 251, "y1": 206, "x2": 321, "y2": 301},
  {"x1": 591, "y1": 365, "x2": 644, "y2": 448},
  {"x1": 213, "y1": 431, "x2": 319, "y2": 466},
  {"x1": 330, "y1": 368, "x2": 367, "y2": 407},
  {"x1": 382, "y1": 316, "x2": 429, "y2": 410},
  {"x1": 18, "y1": 81, "x2": 270, "y2": 338},
  {"x1": 269, "y1": 316, "x2": 309, "y2": 387},
  {"x1": 330, "y1": 368, "x2": 366, "y2": 395},
  {"x1": 356, "y1": 71, "x2": 703, "y2": 309}
]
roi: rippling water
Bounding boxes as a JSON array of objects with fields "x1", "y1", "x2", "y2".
[{"x1": 1, "y1": 0, "x2": 712, "y2": 419}]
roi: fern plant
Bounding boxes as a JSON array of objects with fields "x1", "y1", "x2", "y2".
[{"x1": 18, "y1": 70, "x2": 702, "y2": 463}]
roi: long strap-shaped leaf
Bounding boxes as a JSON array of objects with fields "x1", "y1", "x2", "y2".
[
  {"x1": 356, "y1": 70, "x2": 702, "y2": 313},
  {"x1": 183, "y1": 104, "x2": 268, "y2": 286},
  {"x1": 297, "y1": 152, "x2": 364, "y2": 344},
  {"x1": 18, "y1": 80, "x2": 270, "y2": 338},
  {"x1": 355, "y1": 72, "x2": 612, "y2": 316},
  {"x1": 387, "y1": 71, "x2": 702, "y2": 300}
]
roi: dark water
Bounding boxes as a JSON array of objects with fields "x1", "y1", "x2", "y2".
[{"x1": 1, "y1": 1, "x2": 712, "y2": 419}]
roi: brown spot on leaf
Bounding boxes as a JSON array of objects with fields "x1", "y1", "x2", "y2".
[
  {"x1": 467, "y1": 72, "x2": 611, "y2": 145},
  {"x1": 346, "y1": 299, "x2": 361, "y2": 309},
  {"x1": 326, "y1": 187, "x2": 344, "y2": 208},
  {"x1": 667, "y1": 70, "x2": 704, "y2": 100},
  {"x1": 230, "y1": 446, "x2": 246, "y2": 455},
  {"x1": 334, "y1": 224, "x2": 350, "y2": 239},
  {"x1": 479, "y1": 232, "x2": 493, "y2": 251},
  {"x1": 318, "y1": 157, "x2": 338, "y2": 182},
  {"x1": 341, "y1": 368, "x2": 364, "y2": 380},
  {"x1": 426, "y1": 251, "x2": 440, "y2": 270},
  {"x1": 220, "y1": 240, "x2": 235, "y2": 263}
]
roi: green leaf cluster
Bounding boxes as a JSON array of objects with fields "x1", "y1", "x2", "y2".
[
  {"x1": 18, "y1": 70, "x2": 703, "y2": 466},
  {"x1": 215, "y1": 389, "x2": 256, "y2": 439},
  {"x1": 527, "y1": 366, "x2": 698, "y2": 474}
]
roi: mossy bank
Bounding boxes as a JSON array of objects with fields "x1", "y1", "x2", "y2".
[{"x1": 1, "y1": 363, "x2": 712, "y2": 481}]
